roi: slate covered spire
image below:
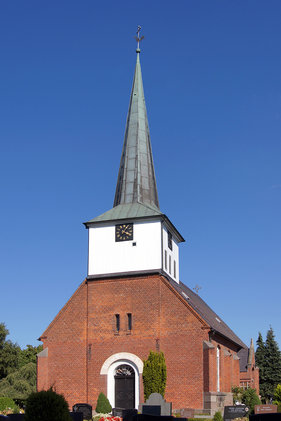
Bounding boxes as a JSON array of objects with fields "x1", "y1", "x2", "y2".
[{"x1": 113, "y1": 40, "x2": 159, "y2": 210}]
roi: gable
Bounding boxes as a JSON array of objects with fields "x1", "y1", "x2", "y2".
[{"x1": 39, "y1": 280, "x2": 87, "y2": 341}]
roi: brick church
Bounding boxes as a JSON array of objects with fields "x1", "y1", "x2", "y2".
[{"x1": 37, "y1": 34, "x2": 259, "y2": 414}]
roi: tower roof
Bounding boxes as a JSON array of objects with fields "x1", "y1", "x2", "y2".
[{"x1": 113, "y1": 45, "x2": 159, "y2": 210}]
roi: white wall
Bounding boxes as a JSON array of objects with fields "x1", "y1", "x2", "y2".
[
  {"x1": 162, "y1": 225, "x2": 179, "y2": 283},
  {"x1": 88, "y1": 220, "x2": 162, "y2": 276}
]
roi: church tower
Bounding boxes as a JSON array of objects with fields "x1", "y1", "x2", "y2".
[
  {"x1": 38, "y1": 29, "x2": 250, "y2": 414},
  {"x1": 85, "y1": 31, "x2": 184, "y2": 283}
]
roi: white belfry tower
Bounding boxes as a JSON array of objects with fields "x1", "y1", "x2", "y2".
[{"x1": 85, "y1": 28, "x2": 184, "y2": 282}]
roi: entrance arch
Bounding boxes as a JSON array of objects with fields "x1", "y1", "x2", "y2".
[
  {"x1": 100, "y1": 352, "x2": 143, "y2": 409},
  {"x1": 114, "y1": 364, "x2": 135, "y2": 409}
]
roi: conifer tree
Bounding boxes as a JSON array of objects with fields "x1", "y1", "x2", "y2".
[
  {"x1": 255, "y1": 332, "x2": 266, "y2": 400},
  {"x1": 263, "y1": 327, "x2": 281, "y2": 400},
  {"x1": 143, "y1": 351, "x2": 167, "y2": 400}
]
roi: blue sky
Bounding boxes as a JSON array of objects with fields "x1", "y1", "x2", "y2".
[{"x1": 0, "y1": 0, "x2": 280, "y2": 351}]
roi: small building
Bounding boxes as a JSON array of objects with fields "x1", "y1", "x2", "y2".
[
  {"x1": 238, "y1": 339, "x2": 259, "y2": 392},
  {"x1": 37, "y1": 37, "x2": 257, "y2": 415}
]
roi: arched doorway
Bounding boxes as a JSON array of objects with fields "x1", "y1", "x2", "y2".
[
  {"x1": 100, "y1": 352, "x2": 143, "y2": 409},
  {"x1": 114, "y1": 364, "x2": 135, "y2": 409}
]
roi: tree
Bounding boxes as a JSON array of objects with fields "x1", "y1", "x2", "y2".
[
  {"x1": 18, "y1": 344, "x2": 43, "y2": 368},
  {"x1": 142, "y1": 351, "x2": 167, "y2": 400},
  {"x1": 0, "y1": 362, "x2": 36, "y2": 400},
  {"x1": 273, "y1": 384, "x2": 281, "y2": 412},
  {"x1": 263, "y1": 327, "x2": 281, "y2": 400},
  {"x1": 255, "y1": 332, "x2": 266, "y2": 400},
  {"x1": 0, "y1": 323, "x2": 20, "y2": 380}
]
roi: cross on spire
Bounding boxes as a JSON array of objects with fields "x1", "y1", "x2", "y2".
[{"x1": 135, "y1": 25, "x2": 144, "y2": 52}]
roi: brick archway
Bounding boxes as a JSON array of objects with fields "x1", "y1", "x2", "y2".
[{"x1": 100, "y1": 353, "x2": 143, "y2": 409}]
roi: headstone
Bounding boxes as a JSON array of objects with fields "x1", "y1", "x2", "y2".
[
  {"x1": 250, "y1": 414, "x2": 281, "y2": 421},
  {"x1": 69, "y1": 412, "x2": 84, "y2": 421},
  {"x1": 72, "y1": 403, "x2": 92, "y2": 420},
  {"x1": 112, "y1": 408, "x2": 124, "y2": 417},
  {"x1": 140, "y1": 393, "x2": 172, "y2": 416},
  {"x1": 123, "y1": 408, "x2": 138, "y2": 421},
  {"x1": 224, "y1": 405, "x2": 249, "y2": 421},
  {"x1": 254, "y1": 405, "x2": 278, "y2": 415},
  {"x1": 122, "y1": 409, "x2": 138, "y2": 421},
  {"x1": 142, "y1": 405, "x2": 161, "y2": 416},
  {"x1": 133, "y1": 415, "x2": 186, "y2": 421},
  {"x1": 112, "y1": 408, "x2": 138, "y2": 420},
  {"x1": 7, "y1": 415, "x2": 24, "y2": 421}
]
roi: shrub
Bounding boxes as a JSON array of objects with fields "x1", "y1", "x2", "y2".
[
  {"x1": 143, "y1": 351, "x2": 167, "y2": 400},
  {"x1": 0, "y1": 362, "x2": 36, "y2": 400},
  {"x1": 213, "y1": 411, "x2": 223, "y2": 421},
  {"x1": 232, "y1": 386, "x2": 244, "y2": 404},
  {"x1": 241, "y1": 387, "x2": 261, "y2": 414},
  {"x1": 96, "y1": 392, "x2": 112, "y2": 414},
  {"x1": 24, "y1": 388, "x2": 71, "y2": 421},
  {"x1": 0, "y1": 396, "x2": 18, "y2": 412}
]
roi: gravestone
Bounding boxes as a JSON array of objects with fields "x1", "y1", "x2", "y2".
[
  {"x1": 224, "y1": 405, "x2": 249, "y2": 421},
  {"x1": 112, "y1": 408, "x2": 124, "y2": 417},
  {"x1": 142, "y1": 405, "x2": 161, "y2": 416},
  {"x1": 7, "y1": 415, "x2": 24, "y2": 421},
  {"x1": 254, "y1": 405, "x2": 278, "y2": 415},
  {"x1": 70, "y1": 412, "x2": 83, "y2": 421},
  {"x1": 123, "y1": 408, "x2": 138, "y2": 421},
  {"x1": 72, "y1": 403, "x2": 92, "y2": 420},
  {"x1": 112, "y1": 408, "x2": 138, "y2": 421},
  {"x1": 250, "y1": 415, "x2": 281, "y2": 421},
  {"x1": 140, "y1": 393, "x2": 172, "y2": 416}
]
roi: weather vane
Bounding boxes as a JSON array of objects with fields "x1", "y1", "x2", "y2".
[
  {"x1": 193, "y1": 284, "x2": 202, "y2": 294},
  {"x1": 135, "y1": 25, "x2": 144, "y2": 51}
]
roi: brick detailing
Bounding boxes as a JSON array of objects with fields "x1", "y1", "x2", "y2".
[{"x1": 37, "y1": 274, "x2": 244, "y2": 410}]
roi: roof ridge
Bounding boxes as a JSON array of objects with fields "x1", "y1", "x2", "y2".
[{"x1": 172, "y1": 280, "x2": 247, "y2": 349}]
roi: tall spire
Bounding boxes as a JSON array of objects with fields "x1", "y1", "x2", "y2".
[{"x1": 113, "y1": 28, "x2": 159, "y2": 210}]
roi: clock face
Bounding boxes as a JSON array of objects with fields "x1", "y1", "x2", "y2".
[{"x1": 115, "y1": 223, "x2": 134, "y2": 242}]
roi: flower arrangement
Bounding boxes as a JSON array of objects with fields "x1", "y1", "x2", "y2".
[{"x1": 99, "y1": 417, "x2": 122, "y2": 421}]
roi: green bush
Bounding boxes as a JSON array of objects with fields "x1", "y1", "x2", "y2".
[
  {"x1": 95, "y1": 392, "x2": 112, "y2": 414},
  {"x1": 0, "y1": 396, "x2": 17, "y2": 412},
  {"x1": 213, "y1": 411, "x2": 223, "y2": 421},
  {"x1": 274, "y1": 384, "x2": 281, "y2": 406},
  {"x1": 0, "y1": 362, "x2": 36, "y2": 400},
  {"x1": 24, "y1": 388, "x2": 71, "y2": 421},
  {"x1": 143, "y1": 351, "x2": 167, "y2": 400},
  {"x1": 241, "y1": 387, "x2": 261, "y2": 414}
]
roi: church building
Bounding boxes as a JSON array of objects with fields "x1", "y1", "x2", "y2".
[{"x1": 37, "y1": 34, "x2": 258, "y2": 414}]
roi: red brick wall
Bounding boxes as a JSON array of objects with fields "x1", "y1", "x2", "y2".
[
  {"x1": 203, "y1": 335, "x2": 241, "y2": 394},
  {"x1": 37, "y1": 354, "x2": 48, "y2": 391},
  {"x1": 240, "y1": 366, "x2": 259, "y2": 393},
  {"x1": 37, "y1": 274, "x2": 242, "y2": 410},
  {"x1": 38, "y1": 281, "x2": 88, "y2": 405}
]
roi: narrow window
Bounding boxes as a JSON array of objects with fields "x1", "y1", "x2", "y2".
[
  {"x1": 168, "y1": 231, "x2": 173, "y2": 250},
  {"x1": 174, "y1": 260, "x2": 176, "y2": 278},
  {"x1": 169, "y1": 255, "x2": 171, "y2": 274},
  {"x1": 164, "y1": 250, "x2": 167, "y2": 270},
  {"x1": 127, "y1": 313, "x2": 132, "y2": 331},
  {"x1": 217, "y1": 346, "x2": 220, "y2": 392},
  {"x1": 115, "y1": 314, "x2": 120, "y2": 332}
]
